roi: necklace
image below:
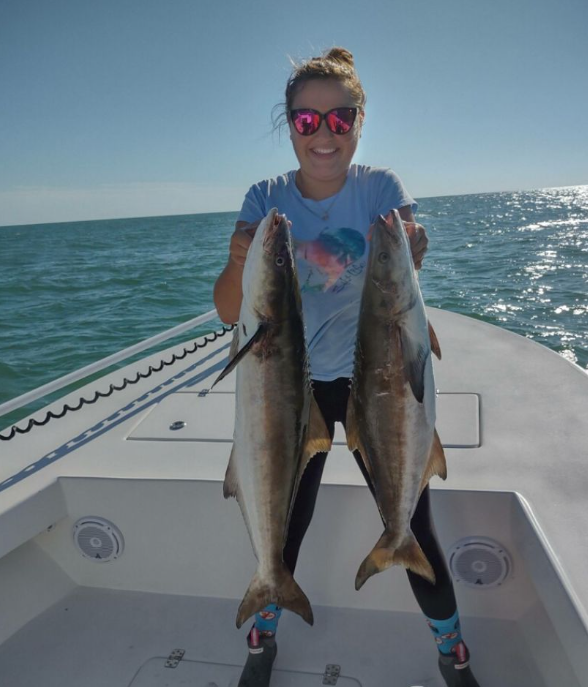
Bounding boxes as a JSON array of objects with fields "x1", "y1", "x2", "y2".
[
  {"x1": 294, "y1": 171, "x2": 344, "y2": 222},
  {"x1": 295, "y1": 189, "x2": 341, "y2": 222}
]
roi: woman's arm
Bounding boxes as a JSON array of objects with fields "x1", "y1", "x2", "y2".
[{"x1": 213, "y1": 220, "x2": 259, "y2": 323}]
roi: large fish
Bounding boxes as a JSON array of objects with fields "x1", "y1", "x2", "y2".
[
  {"x1": 214, "y1": 207, "x2": 332, "y2": 628},
  {"x1": 346, "y1": 209, "x2": 447, "y2": 590}
]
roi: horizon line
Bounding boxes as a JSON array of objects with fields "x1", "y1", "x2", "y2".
[{"x1": 1, "y1": 183, "x2": 586, "y2": 229}]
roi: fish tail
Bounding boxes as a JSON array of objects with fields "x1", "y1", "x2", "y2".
[
  {"x1": 236, "y1": 565, "x2": 314, "y2": 629},
  {"x1": 355, "y1": 529, "x2": 436, "y2": 590}
]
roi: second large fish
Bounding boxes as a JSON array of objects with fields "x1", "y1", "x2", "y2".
[
  {"x1": 347, "y1": 210, "x2": 447, "y2": 590},
  {"x1": 214, "y1": 208, "x2": 332, "y2": 628}
]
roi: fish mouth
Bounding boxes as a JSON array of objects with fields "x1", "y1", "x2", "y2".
[
  {"x1": 263, "y1": 211, "x2": 287, "y2": 253},
  {"x1": 376, "y1": 212, "x2": 403, "y2": 246}
]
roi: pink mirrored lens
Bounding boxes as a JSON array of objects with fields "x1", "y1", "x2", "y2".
[
  {"x1": 291, "y1": 108, "x2": 357, "y2": 135},
  {"x1": 293, "y1": 111, "x2": 321, "y2": 135},
  {"x1": 326, "y1": 109, "x2": 356, "y2": 134}
]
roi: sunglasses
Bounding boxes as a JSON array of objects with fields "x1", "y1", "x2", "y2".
[{"x1": 289, "y1": 107, "x2": 358, "y2": 136}]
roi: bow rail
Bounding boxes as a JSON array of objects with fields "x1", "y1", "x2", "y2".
[{"x1": 0, "y1": 308, "x2": 221, "y2": 420}]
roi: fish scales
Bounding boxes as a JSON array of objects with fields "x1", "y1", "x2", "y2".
[
  {"x1": 347, "y1": 209, "x2": 447, "y2": 591},
  {"x1": 235, "y1": 319, "x2": 307, "y2": 563},
  {"x1": 214, "y1": 207, "x2": 331, "y2": 628}
]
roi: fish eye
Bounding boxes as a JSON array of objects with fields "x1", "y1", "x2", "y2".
[
  {"x1": 378, "y1": 252, "x2": 389, "y2": 263},
  {"x1": 275, "y1": 255, "x2": 286, "y2": 267}
]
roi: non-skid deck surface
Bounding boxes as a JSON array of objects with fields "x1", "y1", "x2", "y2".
[
  {"x1": 130, "y1": 659, "x2": 360, "y2": 687},
  {"x1": 0, "y1": 587, "x2": 545, "y2": 687}
]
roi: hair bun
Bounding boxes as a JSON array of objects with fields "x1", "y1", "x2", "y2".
[
  {"x1": 325, "y1": 47, "x2": 355, "y2": 68},
  {"x1": 276, "y1": 45, "x2": 366, "y2": 132}
]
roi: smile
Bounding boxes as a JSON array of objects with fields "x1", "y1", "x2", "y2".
[{"x1": 312, "y1": 148, "x2": 337, "y2": 156}]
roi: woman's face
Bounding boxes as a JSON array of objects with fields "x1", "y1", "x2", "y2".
[{"x1": 289, "y1": 78, "x2": 363, "y2": 195}]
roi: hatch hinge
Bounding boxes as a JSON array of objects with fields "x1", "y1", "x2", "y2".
[
  {"x1": 165, "y1": 648, "x2": 185, "y2": 668},
  {"x1": 323, "y1": 664, "x2": 341, "y2": 685}
]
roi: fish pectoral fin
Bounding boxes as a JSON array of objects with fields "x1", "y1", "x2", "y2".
[
  {"x1": 428, "y1": 320, "x2": 442, "y2": 360},
  {"x1": 419, "y1": 428, "x2": 448, "y2": 494},
  {"x1": 400, "y1": 328, "x2": 429, "y2": 403},
  {"x1": 211, "y1": 322, "x2": 267, "y2": 389},
  {"x1": 301, "y1": 395, "x2": 332, "y2": 465},
  {"x1": 223, "y1": 446, "x2": 239, "y2": 499}
]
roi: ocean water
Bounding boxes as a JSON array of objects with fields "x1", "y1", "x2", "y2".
[{"x1": 1, "y1": 186, "x2": 587, "y2": 432}]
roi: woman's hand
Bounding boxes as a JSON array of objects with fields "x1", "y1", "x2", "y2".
[
  {"x1": 228, "y1": 216, "x2": 292, "y2": 267},
  {"x1": 366, "y1": 216, "x2": 429, "y2": 270},
  {"x1": 403, "y1": 222, "x2": 428, "y2": 271},
  {"x1": 229, "y1": 221, "x2": 261, "y2": 267},
  {"x1": 214, "y1": 215, "x2": 293, "y2": 323},
  {"x1": 214, "y1": 220, "x2": 261, "y2": 323}
]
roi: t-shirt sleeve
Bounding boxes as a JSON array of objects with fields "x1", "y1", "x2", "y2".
[
  {"x1": 370, "y1": 168, "x2": 418, "y2": 221},
  {"x1": 237, "y1": 181, "x2": 270, "y2": 224}
]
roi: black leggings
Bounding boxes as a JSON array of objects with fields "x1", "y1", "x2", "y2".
[{"x1": 283, "y1": 377, "x2": 457, "y2": 621}]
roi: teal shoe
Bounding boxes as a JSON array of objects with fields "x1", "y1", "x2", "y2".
[
  {"x1": 237, "y1": 629, "x2": 277, "y2": 687},
  {"x1": 438, "y1": 642, "x2": 481, "y2": 687}
]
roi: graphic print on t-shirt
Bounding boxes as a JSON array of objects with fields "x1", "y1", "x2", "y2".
[{"x1": 295, "y1": 227, "x2": 366, "y2": 293}]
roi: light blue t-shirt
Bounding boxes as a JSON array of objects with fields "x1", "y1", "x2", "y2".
[{"x1": 238, "y1": 164, "x2": 417, "y2": 381}]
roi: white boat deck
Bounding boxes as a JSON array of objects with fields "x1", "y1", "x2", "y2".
[
  {"x1": 0, "y1": 587, "x2": 545, "y2": 687},
  {"x1": 1, "y1": 308, "x2": 588, "y2": 686}
]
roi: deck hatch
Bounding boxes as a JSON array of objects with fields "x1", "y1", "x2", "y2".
[
  {"x1": 126, "y1": 391, "x2": 480, "y2": 448},
  {"x1": 333, "y1": 392, "x2": 480, "y2": 448},
  {"x1": 130, "y1": 658, "x2": 361, "y2": 686}
]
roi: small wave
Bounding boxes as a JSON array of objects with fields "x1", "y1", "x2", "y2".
[{"x1": 2, "y1": 194, "x2": 587, "y2": 399}]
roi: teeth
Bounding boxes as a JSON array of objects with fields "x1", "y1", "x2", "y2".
[{"x1": 314, "y1": 148, "x2": 336, "y2": 154}]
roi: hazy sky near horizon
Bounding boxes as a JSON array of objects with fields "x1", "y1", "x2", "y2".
[{"x1": 1, "y1": 0, "x2": 586, "y2": 226}]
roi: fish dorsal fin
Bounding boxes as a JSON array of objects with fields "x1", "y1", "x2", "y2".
[
  {"x1": 211, "y1": 323, "x2": 267, "y2": 389},
  {"x1": 345, "y1": 395, "x2": 375, "y2": 485},
  {"x1": 419, "y1": 429, "x2": 447, "y2": 494},
  {"x1": 399, "y1": 327, "x2": 429, "y2": 404},
  {"x1": 301, "y1": 395, "x2": 332, "y2": 467},
  {"x1": 223, "y1": 446, "x2": 239, "y2": 499},
  {"x1": 345, "y1": 394, "x2": 359, "y2": 453},
  {"x1": 287, "y1": 395, "x2": 332, "y2": 526},
  {"x1": 428, "y1": 321, "x2": 442, "y2": 360}
]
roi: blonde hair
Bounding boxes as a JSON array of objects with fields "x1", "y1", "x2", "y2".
[{"x1": 273, "y1": 47, "x2": 366, "y2": 134}]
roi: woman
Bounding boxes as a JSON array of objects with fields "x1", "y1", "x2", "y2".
[{"x1": 213, "y1": 47, "x2": 480, "y2": 687}]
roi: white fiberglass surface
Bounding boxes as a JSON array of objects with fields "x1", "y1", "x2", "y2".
[
  {"x1": 130, "y1": 658, "x2": 361, "y2": 687},
  {"x1": 0, "y1": 587, "x2": 560, "y2": 687},
  {"x1": 2, "y1": 481, "x2": 586, "y2": 685}
]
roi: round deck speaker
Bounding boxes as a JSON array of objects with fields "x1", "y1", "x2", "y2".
[
  {"x1": 73, "y1": 517, "x2": 124, "y2": 563},
  {"x1": 448, "y1": 537, "x2": 512, "y2": 588}
]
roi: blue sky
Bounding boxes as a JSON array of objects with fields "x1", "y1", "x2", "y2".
[{"x1": 1, "y1": 0, "x2": 586, "y2": 226}]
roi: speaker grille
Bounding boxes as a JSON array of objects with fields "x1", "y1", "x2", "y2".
[
  {"x1": 73, "y1": 517, "x2": 124, "y2": 563},
  {"x1": 448, "y1": 537, "x2": 512, "y2": 588}
]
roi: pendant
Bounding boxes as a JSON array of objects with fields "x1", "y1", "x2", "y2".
[{"x1": 322, "y1": 212, "x2": 329, "y2": 221}]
